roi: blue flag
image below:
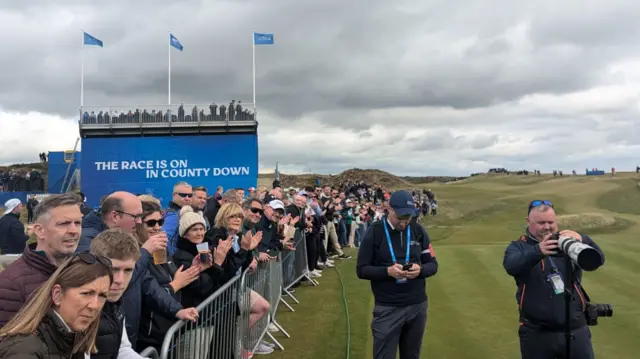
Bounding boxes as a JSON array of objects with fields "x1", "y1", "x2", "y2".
[
  {"x1": 170, "y1": 34, "x2": 183, "y2": 51},
  {"x1": 83, "y1": 32, "x2": 103, "y2": 47},
  {"x1": 253, "y1": 32, "x2": 274, "y2": 45}
]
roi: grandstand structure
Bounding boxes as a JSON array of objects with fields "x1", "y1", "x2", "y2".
[{"x1": 78, "y1": 100, "x2": 258, "y2": 137}]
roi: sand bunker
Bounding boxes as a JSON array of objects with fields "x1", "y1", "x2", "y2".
[{"x1": 556, "y1": 213, "x2": 616, "y2": 230}]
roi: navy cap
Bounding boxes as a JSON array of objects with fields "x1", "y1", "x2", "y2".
[{"x1": 389, "y1": 190, "x2": 415, "y2": 217}]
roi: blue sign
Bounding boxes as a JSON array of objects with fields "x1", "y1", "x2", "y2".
[
  {"x1": 80, "y1": 134, "x2": 258, "y2": 208},
  {"x1": 48, "y1": 151, "x2": 81, "y2": 194}
]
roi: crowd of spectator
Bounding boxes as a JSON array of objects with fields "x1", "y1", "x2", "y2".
[
  {"x1": 0, "y1": 168, "x2": 44, "y2": 192},
  {"x1": 0, "y1": 176, "x2": 440, "y2": 358},
  {"x1": 81, "y1": 101, "x2": 255, "y2": 125}
]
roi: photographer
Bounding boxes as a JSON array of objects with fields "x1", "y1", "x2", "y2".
[{"x1": 503, "y1": 200, "x2": 606, "y2": 359}]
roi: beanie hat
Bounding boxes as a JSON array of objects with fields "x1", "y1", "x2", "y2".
[{"x1": 179, "y1": 206, "x2": 206, "y2": 237}]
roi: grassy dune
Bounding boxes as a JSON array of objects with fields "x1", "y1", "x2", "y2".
[{"x1": 270, "y1": 173, "x2": 640, "y2": 359}]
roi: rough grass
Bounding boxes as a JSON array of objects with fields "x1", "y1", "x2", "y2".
[{"x1": 271, "y1": 172, "x2": 640, "y2": 359}]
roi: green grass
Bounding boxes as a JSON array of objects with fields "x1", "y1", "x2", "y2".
[{"x1": 269, "y1": 172, "x2": 640, "y2": 359}]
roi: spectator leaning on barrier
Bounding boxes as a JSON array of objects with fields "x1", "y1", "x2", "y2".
[
  {"x1": 0, "y1": 198, "x2": 30, "y2": 255},
  {"x1": 90, "y1": 228, "x2": 196, "y2": 359},
  {"x1": 0, "y1": 193, "x2": 83, "y2": 327},
  {"x1": 162, "y1": 181, "x2": 193, "y2": 256},
  {"x1": 135, "y1": 200, "x2": 200, "y2": 352},
  {"x1": 173, "y1": 206, "x2": 230, "y2": 308},
  {"x1": 0, "y1": 252, "x2": 112, "y2": 359},
  {"x1": 356, "y1": 190, "x2": 439, "y2": 359}
]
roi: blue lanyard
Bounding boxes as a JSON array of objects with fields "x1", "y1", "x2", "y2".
[{"x1": 382, "y1": 218, "x2": 411, "y2": 264}]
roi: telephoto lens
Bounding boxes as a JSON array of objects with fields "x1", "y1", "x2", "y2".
[{"x1": 556, "y1": 235, "x2": 603, "y2": 271}]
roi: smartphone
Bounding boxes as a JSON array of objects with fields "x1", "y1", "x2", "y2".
[
  {"x1": 402, "y1": 263, "x2": 412, "y2": 271},
  {"x1": 200, "y1": 253, "x2": 210, "y2": 263}
]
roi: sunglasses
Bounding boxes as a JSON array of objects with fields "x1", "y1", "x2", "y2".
[
  {"x1": 177, "y1": 193, "x2": 193, "y2": 198},
  {"x1": 73, "y1": 252, "x2": 112, "y2": 269},
  {"x1": 145, "y1": 218, "x2": 165, "y2": 227},
  {"x1": 528, "y1": 200, "x2": 553, "y2": 214},
  {"x1": 250, "y1": 208, "x2": 264, "y2": 215}
]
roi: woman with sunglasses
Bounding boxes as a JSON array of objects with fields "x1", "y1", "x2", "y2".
[
  {"x1": 136, "y1": 200, "x2": 201, "y2": 352},
  {"x1": 0, "y1": 253, "x2": 112, "y2": 359}
]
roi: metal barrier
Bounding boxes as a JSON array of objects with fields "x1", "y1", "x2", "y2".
[
  {"x1": 160, "y1": 275, "x2": 242, "y2": 359},
  {"x1": 140, "y1": 347, "x2": 159, "y2": 359},
  {"x1": 150, "y1": 229, "x2": 314, "y2": 359}
]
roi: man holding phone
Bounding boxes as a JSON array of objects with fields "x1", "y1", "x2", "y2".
[{"x1": 356, "y1": 190, "x2": 439, "y2": 359}]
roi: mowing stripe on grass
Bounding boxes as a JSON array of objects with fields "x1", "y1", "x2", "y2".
[{"x1": 426, "y1": 246, "x2": 520, "y2": 358}]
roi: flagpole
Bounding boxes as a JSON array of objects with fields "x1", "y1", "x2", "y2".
[
  {"x1": 168, "y1": 32, "x2": 171, "y2": 106},
  {"x1": 80, "y1": 30, "x2": 84, "y2": 108},
  {"x1": 252, "y1": 32, "x2": 257, "y2": 116}
]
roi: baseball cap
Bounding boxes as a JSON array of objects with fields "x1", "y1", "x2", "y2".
[
  {"x1": 3, "y1": 199, "x2": 21, "y2": 215},
  {"x1": 268, "y1": 200, "x2": 285, "y2": 211},
  {"x1": 389, "y1": 190, "x2": 415, "y2": 217}
]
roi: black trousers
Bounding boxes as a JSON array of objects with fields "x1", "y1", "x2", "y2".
[
  {"x1": 519, "y1": 325, "x2": 594, "y2": 359},
  {"x1": 372, "y1": 301, "x2": 427, "y2": 359},
  {"x1": 316, "y1": 235, "x2": 327, "y2": 263},
  {"x1": 306, "y1": 234, "x2": 318, "y2": 271}
]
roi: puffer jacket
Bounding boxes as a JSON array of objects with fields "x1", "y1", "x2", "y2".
[{"x1": 0, "y1": 244, "x2": 57, "y2": 327}]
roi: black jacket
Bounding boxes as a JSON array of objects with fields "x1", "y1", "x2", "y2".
[
  {"x1": 137, "y1": 258, "x2": 181, "y2": 350},
  {"x1": 173, "y1": 237, "x2": 225, "y2": 308},
  {"x1": 255, "y1": 216, "x2": 282, "y2": 253},
  {"x1": 356, "y1": 217, "x2": 438, "y2": 307},
  {"x1": 120, "y1": 247, "x2": 183, "y2": 348},
  {"x1": 208, "y1": 227, "x2": 253, "y2": 285},
  {"x1": 0, "y1": 309, "x2": 85, "y2": 359},
  {"x1": 0, "y1": 213, "x2": 28, "y2": 255},
  {"x1": 503, "y1": 232, "x2": 605, "y2": 330},
  {"x1": 95, "y1": 301, "x2": 124, "y2": 359}
]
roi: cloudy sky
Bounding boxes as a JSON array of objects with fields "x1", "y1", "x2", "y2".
[{"x1": 2, "y1": 0, "x2": 640, "y2": 176}]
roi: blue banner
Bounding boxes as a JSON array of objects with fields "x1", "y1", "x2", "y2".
[
  {"x1": 80, "y1": 134, "x2": 258, "y2": 208},
  {"x1": 253, "y1": 32, "x2": 274, "y2": 45}
]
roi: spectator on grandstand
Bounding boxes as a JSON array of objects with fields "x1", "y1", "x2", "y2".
[
  {"x1": 78, "y1": 192, "x2": 144, "y2": 253},
  {"x1": 0, "y1": 253, "x2": 112, "y2": 358},
  {"x1": 0, "y1": 193, "x2": 83, "y2": 327},
  {"x1": 172, "y1": 206, "x2": 229, "y2": 308},
  {"x1": 162, "y1": 181, "x2": 193, "y2": 256},
  {"x1": 135, "y1": 200, "x2": 200, "y2": 352},
  {"x1": 235, "y1": 188, "x2": 246, "y2": 200},
  {"x1": 0, "y1": 199, "x2": 30, "y2": 255},
  {"x1": 356, "y1": 190, "x2": 439, "y2": 359},
  {"x1": 341, "y1": 199, "x2": 357, "y2": 247}
]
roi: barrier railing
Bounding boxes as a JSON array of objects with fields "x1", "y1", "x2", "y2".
[{"x1": 150, "y1": 228, "x2": 315, "y2": 359}]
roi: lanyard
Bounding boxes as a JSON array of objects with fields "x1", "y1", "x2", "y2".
[{"x1": 382, "y1": 219, "x2": 411, "y2": 264}]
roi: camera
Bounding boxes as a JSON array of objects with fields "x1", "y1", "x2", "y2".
[
  {"x1": 550, "y1": 232, "x2": 604, "y2": 271},
  {"x1": 584, "y1": 303, "x2": 613, "y2": 326}
]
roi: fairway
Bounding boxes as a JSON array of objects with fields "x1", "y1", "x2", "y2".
[{"x1": 268, "y1": 173, "x2": 640, "y2": 359}]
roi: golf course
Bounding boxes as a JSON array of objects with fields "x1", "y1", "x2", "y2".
[{"x1": 268, "y1": 172, "x2": 640, "y2": 359}]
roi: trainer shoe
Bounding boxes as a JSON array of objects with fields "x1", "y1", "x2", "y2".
[
  {"x1": 310, "y1": 270, "x2": 322, "y2": 278},
  {"x1": 254, "y1": 342, "x2": 274, "y2": 355},
  {"x1": 338, "y1": 254, "x2": 352, "y2": 259},
  {"x1": 261, "y1": 341, "x2": 275, "y2": 348},
  {"x1": 324, "y1": 261, "x2": 335, "y2": 268},
  {"x1": 268, "y1": 323, "x2": 279, "y2": 332}
]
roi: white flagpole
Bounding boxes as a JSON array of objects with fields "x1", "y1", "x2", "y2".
[
  {"x1": 252, "y1": 32, "x2": 257, "y2": 116},
  {"x1": 168, "y1": 32, "x2": 171, "y2": 106},
  {"x1": 80, "y1": 30, "x2": 84, "y2": 108}
]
